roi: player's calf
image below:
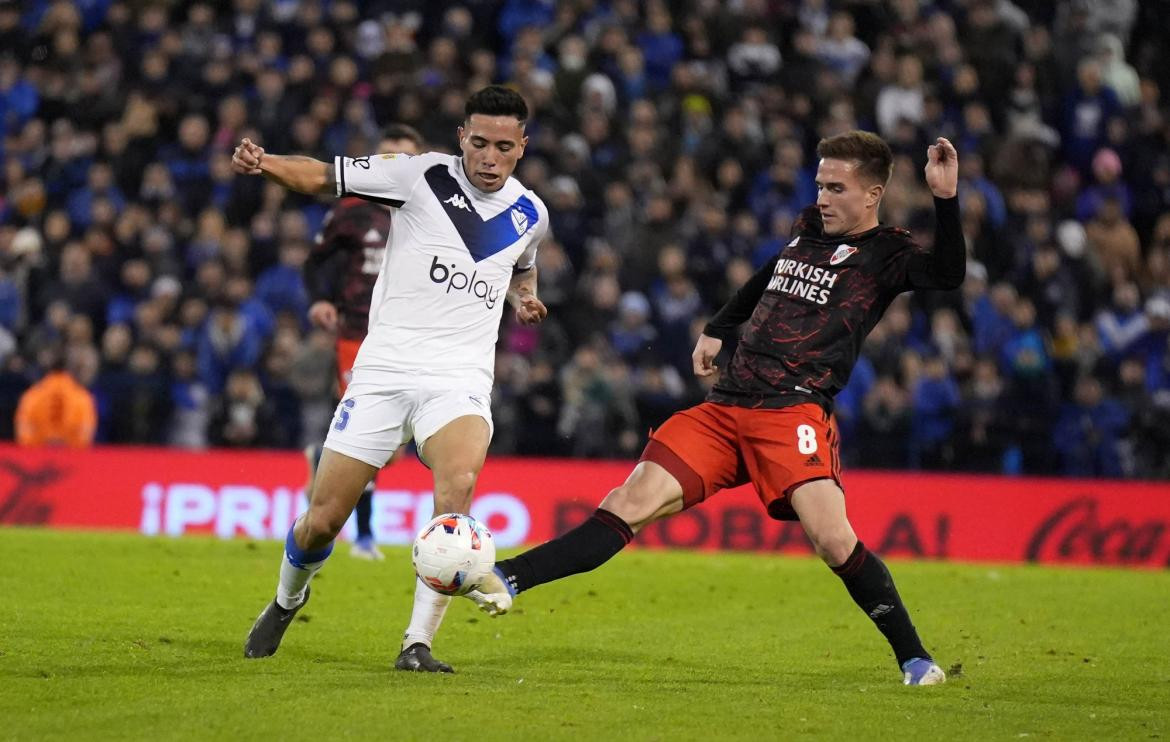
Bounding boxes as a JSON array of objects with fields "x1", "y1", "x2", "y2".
[
  {"x1": 831, "y1": 540, "x2": 937, "y2": 680},
  {"x1": 466, "y1": 462, "x2": 678, "y2": 614},
  {"x1": 478, "y1": 507, "x2": 634, "y2": 611}
]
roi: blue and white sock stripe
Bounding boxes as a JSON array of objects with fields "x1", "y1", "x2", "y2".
[{"x1": 285, "y1": 526, "x2": 333, "y2": 568}]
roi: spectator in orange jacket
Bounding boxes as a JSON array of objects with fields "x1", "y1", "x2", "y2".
[{"x1": 15, "y1": 358, "x2": 98, "y2": 447}]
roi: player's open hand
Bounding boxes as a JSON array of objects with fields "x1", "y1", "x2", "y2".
[
  {"x1": 232, "y1": 138, "x2": 265, "y2": 175},
  {"x1": 515, "y1": 295, "x2": 547, "y2": 325},
  {"x1": 308, "y1": 300, "x2": 339, "y2": 332},
  {"x1": 692, "y1": 333, "x2": 723, "y2": 377},
  {"x1": 924, "y1": 137, "x2": 958, "y2": 198}
]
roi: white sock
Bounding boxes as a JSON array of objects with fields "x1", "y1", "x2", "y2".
[
  {"x1": 402, "y1": 577, "x2": 451, "y2": 649},
  {"x1": 276, "y1": 552, "x2": 326, "y2": 610}
]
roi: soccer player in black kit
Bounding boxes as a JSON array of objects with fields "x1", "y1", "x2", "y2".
[{"x1": 470, "y1": 132, "x2": 964, "y2": 686}]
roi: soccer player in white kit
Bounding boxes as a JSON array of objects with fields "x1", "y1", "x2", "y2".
[{"x1": 235, "y1": 86, "x2": 549, "y2": 672}]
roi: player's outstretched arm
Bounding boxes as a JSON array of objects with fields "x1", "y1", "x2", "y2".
[
  {"x1": 907, "y1": 137, "x2": 965, "y2": 290},
  {"x1": 232, "y1": 138, "x2": 336, "y2": 195}
]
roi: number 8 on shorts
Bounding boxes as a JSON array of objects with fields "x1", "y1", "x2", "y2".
[{"x1": 796, "y1": 423, "x2": 818, "y2": 454}]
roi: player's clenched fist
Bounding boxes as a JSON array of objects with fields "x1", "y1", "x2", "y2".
[
  {"x1": 308, "y1": 300, "x2": 339, "y2": 332},
  {"x1": 924, "y1": 137, "x2": 958, "y2": 199},
  {"x1": 692, "y1": 333, "x2": 722, "y2": 377},
  {"x1": 515, "y1": 295, "x2": 547, "y2": 325},
  {"x1": 232, "y1": 138, "x2": 265, "y2": 175}
]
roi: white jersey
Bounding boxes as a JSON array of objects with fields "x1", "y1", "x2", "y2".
[{"x1": 333, "y1": 152, "x2": 548, "y2": 396}]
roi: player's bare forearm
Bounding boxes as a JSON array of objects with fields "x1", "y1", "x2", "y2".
[
  {"x1": 258, "y1": 155, "x2": 336, "y2": 195},
  {"x1": 508, "y1": 267, "x2": 547, "y2": 325},
  {"x1": 507, "y1": 266, "x2": 538, "y2": 308}
]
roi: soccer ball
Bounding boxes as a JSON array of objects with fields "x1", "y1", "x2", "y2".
[{"x1": 412, "y1": 513, "x2": 496, "y2": 596}]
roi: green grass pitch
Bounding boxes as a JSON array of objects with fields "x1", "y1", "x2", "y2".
[{"x1": 2, "y1": 528, "x2": 1167, "y2": 741}]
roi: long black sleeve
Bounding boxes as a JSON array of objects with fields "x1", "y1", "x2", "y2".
[
  {"x1": 703, "y1": 253, "x2": 779, "y2": 340},
  {"x1": 906, "y1": 196, "x2": 965, "y2": 290}
]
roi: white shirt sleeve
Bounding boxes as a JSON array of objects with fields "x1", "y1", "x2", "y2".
[
  {"x1": 334, "y1": 152, "x2": 429, "y2": 205},
  {"x1": 515, "y1": 194, "x2": 549, "y2": 270}
]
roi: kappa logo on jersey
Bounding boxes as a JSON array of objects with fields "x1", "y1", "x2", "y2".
[
  {"x1": 444, "y1": 194, "x2": 473, "y2": 212},
  {"x1": 425, "y1": 165, "x2": 539, "y2": 262},
  {"x1": 829, "y1": 244, "x2": 859, "y2": 266},
  {"x1": 510, "y1": 207, "x2": 528, "y2": 235}
]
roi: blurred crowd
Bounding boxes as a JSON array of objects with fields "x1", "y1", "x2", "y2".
[{"x1": 1, "y1": 0, "x2": 1168, "y2": 478}]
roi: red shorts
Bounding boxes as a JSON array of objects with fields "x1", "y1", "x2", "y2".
[
  {"x1": 336, "y1": 338, "x2": 362, "y2": 395},
  {"x1": 640, "y1": 401, "x2": 842, "y2": 521}
]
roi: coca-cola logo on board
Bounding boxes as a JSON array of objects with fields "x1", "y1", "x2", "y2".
[{"x1": 1026, "y1": 497, "x2": 1170, "y2": 567}]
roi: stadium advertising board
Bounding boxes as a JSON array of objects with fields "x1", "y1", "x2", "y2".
[{"x1": 1, "y1": 444, "x2": 1167, "y2": 569}]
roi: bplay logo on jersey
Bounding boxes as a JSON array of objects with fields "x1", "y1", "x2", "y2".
[{"x1": 429, "y1": 256, "x2": 501, "y2": 309}]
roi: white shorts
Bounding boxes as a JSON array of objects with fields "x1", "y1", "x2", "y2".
[{"x1": 323, "y1": 380, "x2": 493, "y2": 468}]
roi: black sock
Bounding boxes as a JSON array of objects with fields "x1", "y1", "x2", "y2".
[
  {"x1": 832, "y1": 542, "x2": 929, "y2": 667},
  {"x1": 495, "y1": 508, "x2": 633, "y2": 594},
  {"x1": 355, "y1": 485, "x2": 374, "y2": 539}
]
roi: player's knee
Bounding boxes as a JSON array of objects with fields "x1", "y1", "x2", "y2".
[
  {"x1": 600, "y1": 484, "x2": 656, "y2": 531},
  {"x1": 302, "y1": 507, "x2": 347, "y2": 543},
  {"x1": 434, "y1": 469, "x2": 477, "y2": 510},
  {"x1": 809, "y1": 530, "x2": 857, "y2": 567}
]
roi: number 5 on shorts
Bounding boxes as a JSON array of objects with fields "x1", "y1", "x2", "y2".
[
  {"x1": 796, "y1": 423, "x2": 818, "y2": 454},
  {"x1": 334, "y1": 398, "x2": 356, "y2": 431}
]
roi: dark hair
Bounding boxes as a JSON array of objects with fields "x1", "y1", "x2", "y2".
[
  {"x1": 816, "y1": 130, "x2": 894, "y2": 186},
  {"x1": 465, "y1": 85, "x2": 528, "y2": 124},
  {"x1": 379, "y1": 123, "x2": 424, "y2": 148}
]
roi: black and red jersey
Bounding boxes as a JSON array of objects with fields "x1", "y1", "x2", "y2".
[
  {"x1": 704, "y1": 197, "x2": 965, "y2": 410},
  {"x1": 305, "y1": 197, "x2": 393, "y2": 340}
]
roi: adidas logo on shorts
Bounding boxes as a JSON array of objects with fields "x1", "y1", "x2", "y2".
[{"x1": 804, "y1": 453, "x2": 824, "y2": 467}]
